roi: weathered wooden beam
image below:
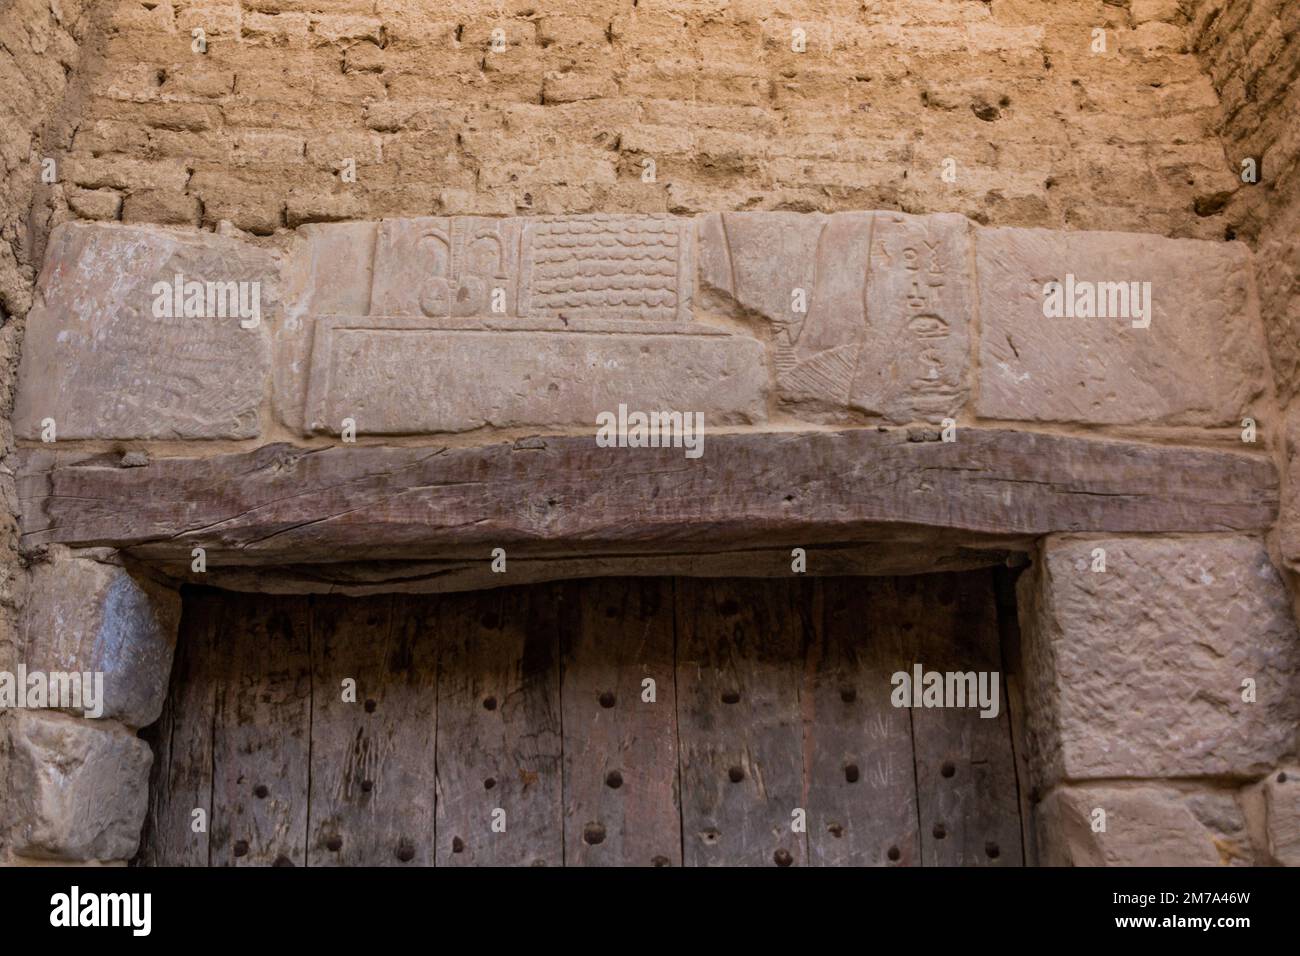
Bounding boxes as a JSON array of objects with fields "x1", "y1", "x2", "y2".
[
  {"x1": 17, "y1": 428, "x2": 1276, "y2": 565},
  {"x1": 129, "y1": 544, "x2": 1025, "y2": 596}
]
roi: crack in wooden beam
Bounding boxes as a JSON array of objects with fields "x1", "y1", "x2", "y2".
[{"x1": 17, "y1": 428, "x2": 1277, "y2": 565}]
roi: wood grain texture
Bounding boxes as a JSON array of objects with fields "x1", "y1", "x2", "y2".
[
  {"x1": 562, "y1": 578, "x2": 681, "y2": 867},
  {"x1": 906, "y1": 572, "x2": 1025, "y2": 867},
  {"x1": 434, "y1": 584, "x2": 565, "y2": 866},
  {"x1": 142, "y1": 574, "x2": 1030, "y2": 866},
  {"x1": 805, "y1": 578, "x2": 920, "y2": 866},
  {"x1": 18, "y1": 429, "x2": 1276, "y2": 564},
  {"x1": 676, "y1": 578, "x2": 811, "y2": 867},
  {"x1": 135, "y1": 543, "x2": 1023, "y2": 597},
  {"x1": 306, "y1": 595, "x2": 438, "y2": 866},
  {"x1": 209, "y1": 594, "x2": 313, "y2": 867},
  {"x1": 136, "y1": 587, "x2": 221, "y2": 866}
]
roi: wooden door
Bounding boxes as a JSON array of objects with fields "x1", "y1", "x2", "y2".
[{"x1": 139, "y1": 573, "x2": 1024, "y2": 866}]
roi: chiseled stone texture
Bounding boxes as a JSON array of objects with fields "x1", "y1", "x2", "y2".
[
  {"x1": 697, "y1": 210, "x2": 971, "y2": 424},
  {"x1": 1036, "y1": 784, "x2": 1252, "y2": 866},
  {"x1": 5, "y1": 711, "x2": 152, "y2": 862},
  {"x1": 280, "y1": 214, "x2": 765, "y2": 435},
  {"x1": 1019, "y1": 535, "x2": 1300, "y2": 784},
  {"x1": 1260, "y1": 769, "x2": 1300, "y2": 866},
  {"x1": 302, "y1": 318, "x2": 766, "y2": 435},
  {"x1": 1279, "y1": 406, "x2": 1300, "y2": 569},
  {"x1": 977, "y1": 228, "x2": 1265, "y2": 426},
  {"x1": 15, "y1": 213, "x2": 1279, "y2": 440},
  {"x1": 12, "y1": 222, "x2": 275, "y2": 441},
  {"x1": 20, "y1": 551, "x2": 181, "y2": 729}
]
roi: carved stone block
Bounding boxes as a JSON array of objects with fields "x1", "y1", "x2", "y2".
[
  {"x1": 13, "y1": 222, "x2": 274, "y2": 441},
  {"x1": 696, "y1": 211, "x2": 972, "y2": 423},
  {"x1": 301, "y1": 318, "x2": 766, "y2": 435},
  {"x1": 1019, "y1": 535, "x2": 1300, "y2": 785},
  {"x1": 976, "y1": 228, "x2": 1266, "y2": 426}
]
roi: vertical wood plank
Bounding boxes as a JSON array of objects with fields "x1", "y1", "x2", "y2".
[
  {"x1": 908, "y1": 571, "x2": 1024, "y2": 866},
  {"x1": 994, "y1": 564, "x2": 1035, "y2": 866},
  {"x1": 137, "y1": 587, "x2": 220, "y2": 866},
  {"x1": 435, "y1": 584, "x2": 564, "y2": 866},
  {"x1": 675, "y1": 577, "x2": 810, "y2": 867},
  {"x1": 209, "y1": 594, "x2": 313, "y2": 867},
  {"x1": 307, "y1": 594, "x2": 438, "y2": 866},
  {"x1": 805, "y1": 577, "x2": 920, "y2": 866},
  {"x1": 562, "y1": 577, "x2": 680, "y2": 867}
]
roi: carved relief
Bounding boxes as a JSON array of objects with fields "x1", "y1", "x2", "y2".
[
  {"x1": 367, "y1": 214, "x2": 692, "y2": 323},
  {"x1": 697, "y1": 211, "x2": 971, "y2": 423},
  {"x1": 520, "y1": 214, "x2": 692, "y2": 323},
  {"x1": 290, "y1": 215, "x2": 704, "y2": 434},
  {"x1": 855, "y1": 212, "x2": 971, "y2": 421},
  {"x1": 370, "y1": 217, "x2": 522, "y2": 318}
]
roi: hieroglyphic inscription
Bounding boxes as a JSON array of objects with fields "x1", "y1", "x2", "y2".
[
  {"x1": 295, "y1": 216, "x2": 718, "y2": 435},
  {"x1": 519, "y1": 215, "x2": 692, "y2": 322},
  {"x1": 695, "y1": 211, "x2": 970, "y2": 424},
  {"x1": 857, "y1": 213, "x2": 969, "y2": 420},
  {"x1": 367, "y1": 215, "x2": 692, "y2": 322},
  {"x1": 370, "y1": 217, "x2": 523, "y2": 318}
]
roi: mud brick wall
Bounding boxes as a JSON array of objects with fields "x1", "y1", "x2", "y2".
[
  {"x1": 2, "y1": 0, "x2": 1299, "y2": 867},
  {"x1": 56, "y1": 0, "x2": 1235, "y2": 237},
  {"x1": 1189, "y1": 1, "x2": 1300, "y2": 579}
]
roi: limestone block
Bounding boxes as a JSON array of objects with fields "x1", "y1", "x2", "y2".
[
  {"x1": 976, "y1": 228, "x2": 1265, "y2": 426},
  {"x1": 13, "y1": 222, "x2": 275, "y2": 440},
  {"x1": 368, "y1": 214, "x2": 692, "y2": 322},
  {"x1": 300, "y1": 318, "x2": 767, "y2": 434},
  {"x1": 280, "y1": 215, "x2": 761, "y2": 435},
  {"x1": 21, "y1": 552, "x2": 181, "y2": 729},
  {"x1": 6, "y1": 712, "x2": 152, "y2": 862},
  {"x1": 1019, "y1": 535, "x2": 1300, "y2": 783},
  {"x1": 1036, "y1": 785, "x2": 1251, "y2": 866},
  {"x1": 1256, "y1": 231, "x2": 1300, "y2": 403},
  {"x1": 697, "y1": 210, "x2": 972, "y2": 423},
  {"x1": 1261, "y1": 769, "x2": 1300, "y2": 865},
  {"x1": 275, "y1": 221, "x2": 379, "y2": 434}
]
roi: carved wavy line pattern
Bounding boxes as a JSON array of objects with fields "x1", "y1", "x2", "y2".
[{"x1": 526, "y1": 217, "x2": 686, "y2": 318}]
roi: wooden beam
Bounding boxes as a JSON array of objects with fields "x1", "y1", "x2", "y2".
[{"x1": 18, "y1": 428, "x2": 1276, "y2": 565}]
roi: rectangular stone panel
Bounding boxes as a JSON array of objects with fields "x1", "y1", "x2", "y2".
[
  {"x1": 370, "y1": 216, "x2": 524, "y2": 318},
  {"x1": 1019, "y1": 535, "x2": 1300, "y2": 784},
  {"x1": 976, "y1": 228, "x2": 1265, "y2": 426},
  {"x1": 366, "y1": 214, "x2": 691, "y2": 322},
  {"x1": 695, "y1": 211, "x2": 971, "y2": 424},
  {"x1": 519, "y1": 215, "x2": 692, "y2": 323},
  {"x1": 857, "y1": 212, "x2": 972, "y2": 421},
  {"x1": 300, "y1": 317, "x2": 767, "y2": 435},
  {"x1": 13, "y1": 222, "x2": 275, "y2": 441}
]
